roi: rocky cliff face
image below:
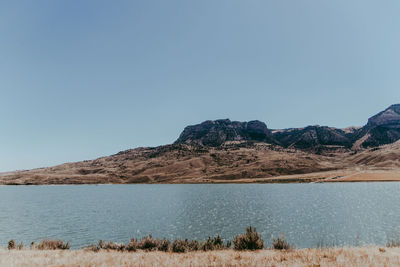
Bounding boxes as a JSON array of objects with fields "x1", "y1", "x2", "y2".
[
  {"x1": 175, "y1": 104, "x2": 400, "y2": 151},
  {"x1": 367, "y1": 104, "x2": 400, "y2": 127},
  {"x1": 272, "y1": 126, "x2": 353, "y2": 150},
  {"x1": 354, "y1": 104, "x2": 400, "y2": 148},
  {"x1": 175, "y1": 119, "x2": 275, "y2": 146}
]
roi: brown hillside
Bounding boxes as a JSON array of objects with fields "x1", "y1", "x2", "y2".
[{"x1": 0, "y1": 142, "x2": 345, "y2": 185}]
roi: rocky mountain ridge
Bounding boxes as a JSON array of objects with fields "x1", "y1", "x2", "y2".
[{"x1": 175, "y1": 104, "x2": 400, "y2": 151}]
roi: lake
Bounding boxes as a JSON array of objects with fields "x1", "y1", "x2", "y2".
[{"x1": 0, "y1": 183, "x2": 399, "y2": 249}]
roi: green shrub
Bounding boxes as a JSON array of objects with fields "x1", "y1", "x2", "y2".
[
  {"x1": 95, "y1": 237, "x2": 168, "y2": 252},
  {"x1": 188, "y1": 240, "x2": 200, "y2": 251},
  {"x1": 138, "y1": 235, "x2": 158, "y2": 251},
  {"x1": 36, "y1": 239, "x2": 70, "y2": 250},
  {"x1": 202, "y1": 236, "x2": 224, "y2": 251},
  {"x1": 172, "y1": 239, "x2": 188, "y2": 253},
  {"x1": 97, "y1": 240, "x2": 125, "y2": 251},
  {"x1": 233, "y1": 226, "x2": 264, "y2": 250},
  {"x1": 127, "y1": 238, "x2": 138, "y2": 252},
  {"x1": 272, "y1": 233, "x2": 292, "y2": 250},
  {"x1": 171, "y1": 239, "x2": 199, "y2": 253},
  {"x1": 8, "y1": 240, "x2": 16, "y2": 250},
  {"x1": 157, "y1": 239, "x2": 171, "y2": 252}
]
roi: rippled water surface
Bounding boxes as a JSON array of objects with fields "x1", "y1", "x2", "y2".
[{"x1": 0, "y1": 183, "x2": 399, "y2": 248}]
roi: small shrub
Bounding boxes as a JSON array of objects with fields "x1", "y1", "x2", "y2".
[
  {"x1": 98, "y1": 240, "x2": 104, "y2": 249},
  {"x1": 127, "y1": 238, "x2": 138, "y2": 252},
  {"x1": 157, "y1": 239, "x2": 170, "y2": 252},
  {"x1": 226, "y1": 240, "x2": 232, "y2": 248},
  {"x1": 188, "y1": 240, "x2": 200, "y2": 251},
  {"x1": 202, "y1": 236, "x2": 224, "y2": 251},
  {"x1": 171, "y1": 239, "x2": 199, "y2": 253},
  {"x1": 36, "y1": 239, "x2": 70, "y2": 250},
  {"x1": 138, "y1": 235, "x2": 158, "y2": 251},
  {"x1": 8, "y1": 240, "x2": 16, "y2": 250},
  {"x1": 17, "y1": 242, "x2": 24, "y2": 250},
  {"x1": 201, "y1": 237, "x2": 213, "y2": 251},
  {"x1": 233, "y1": 226, "x2": 264, "y2": 250},
  {"x1": 172, "y1": 239, "x2": 188, "y2": 253},
  {"x1": 272, "y1": 234, "x2": 292, "y2": 250},
  {"x1": 97, "y1": 240, "x2": 125, "y2": 251}
]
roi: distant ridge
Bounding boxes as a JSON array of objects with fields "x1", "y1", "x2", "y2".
[{"x1": 175, "y1": 104, "x2": 400, "y2": 151}]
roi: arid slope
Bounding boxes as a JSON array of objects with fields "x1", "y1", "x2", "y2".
[
  {"x1": 0, "y1": 142, "x2": 344, "y2": 185},
  {"x1": 1, "y1": 140, "x2": 400, "y2": 185}
]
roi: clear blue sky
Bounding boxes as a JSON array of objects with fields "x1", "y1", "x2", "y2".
[{"x1": 1, "y1": 0, "x2": 399, "y2": 171}]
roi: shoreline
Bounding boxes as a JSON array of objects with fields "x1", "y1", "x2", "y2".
[
  {"x1": 2, "y1": 180, "x2": 400, "y2": 186},
  {"x1": 2, "y1": 169, "x2": 400, "y2": 185}
]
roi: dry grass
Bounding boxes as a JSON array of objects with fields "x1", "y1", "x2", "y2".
[
  {"x1": 328, "y1": 170, "x2": 400, "y2": 182},
  {"x1": 1, "y1": 247, "x2": 400, "y2": 267}
]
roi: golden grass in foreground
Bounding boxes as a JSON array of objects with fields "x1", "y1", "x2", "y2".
[{"x1": 1, "y1": 247, "x2": 400, "y2": 267}]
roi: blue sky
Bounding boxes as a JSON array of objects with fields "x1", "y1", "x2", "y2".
[{"x1": 1, "y1": 0, "x2": 399, "y2": 171}]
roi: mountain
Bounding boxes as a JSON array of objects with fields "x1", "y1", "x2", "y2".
[
  {"x1": 1, "y1": 104, "x2": 400, "y2": 184},
  {"x1": 176, "y1": 121, "x2": 356, "y2": 152},
  {"x1": 367, "y1": 104, "x2": 400, "y2": 127},
  {"x1": 352, "y1": 104, "x2": 400, "y2": 148},
  {"x1": 175, "y1": 105, "x2": 400, "y2": 151}
]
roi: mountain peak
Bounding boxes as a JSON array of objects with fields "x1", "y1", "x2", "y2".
[{"x1": 367, "y1": 104, "x2": 400, "y2": 127}]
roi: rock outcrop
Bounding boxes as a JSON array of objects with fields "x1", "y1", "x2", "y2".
[
  {"x1": 175, "y1": 104, "x2": 400, "y2": 150},
  {"x1": 175, "y1": 119, "x2": 275, "y2": 146},
  {"x1": 272, "y1": 126, "x2": 353, "y2": 150}
]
